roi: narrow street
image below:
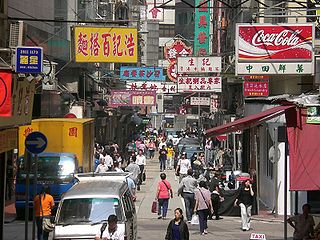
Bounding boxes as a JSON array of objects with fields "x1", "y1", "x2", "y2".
[{"x1": 4, "y1": 154, "x2": 293, "y2": 240}]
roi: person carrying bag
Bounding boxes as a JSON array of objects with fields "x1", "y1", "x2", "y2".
[
  {"x1": 155, "y1": 173, "x2": 173, "y2": 220},
  {"x1": 34, "y1": 185, "x2": 55, "y2": 240}
]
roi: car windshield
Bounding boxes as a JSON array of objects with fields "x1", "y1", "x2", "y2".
[
  {"x1": 17, "y1": 156, "x2": 76, "y2": 181},
  {"x1": 57, "y1": 198, "x2": 123, "y2": 225}
]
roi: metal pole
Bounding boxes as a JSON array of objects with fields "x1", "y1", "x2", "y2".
[
  {"x1": 24, "y1": 151, "x2": 30, "y2": 240},
  {"x1": 284, "y1": 137, "x2": 288, "y2": 240},
  {"x1": 274, "y1": 127, "x2": 278, "y2": 217},
  {"x1": 233, "y1": 133, "x2": 236, "y2": 170},
  {"x1": 32, "y1": 154, "x2": 38, "y2": 240},
  {"x1": 295, "y1": 191, "x2": 299, "y2": 215},
  {"x1": 198, "y1": 92, "x2": 201, "y2": 130}
]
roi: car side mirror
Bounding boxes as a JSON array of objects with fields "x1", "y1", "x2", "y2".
[{"x1": 125, "y1": 211, "x2": 133, "y2": 219}]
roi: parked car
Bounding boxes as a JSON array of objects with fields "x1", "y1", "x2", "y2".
[{"x1": 53, "y1": 172, "x2": 137, "y2": 240}]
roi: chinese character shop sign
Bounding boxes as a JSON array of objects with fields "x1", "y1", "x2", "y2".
[
  {"x1": 147, "y1": 1, "x2": 164, "y2": 21},
  {"x1": 194, "y1": 0, "x2": 210, "y2": 56},
  {"x1": 177, "y1": 56, "x2": 221, "y2": 73},
  {"x1": 243, "y1": 81, "x2": 269, "y2": 97},
  {"x1": 0, "y1": 71, "x2": 12, "y2": 117},
  {"x1": 73, "y1": 27, "x2": 138, "y2": 63},
  {"x1": 126, "y1": 81, "x2": 177, "y2": 94},
  {"x1": 15, "y1": 47, "x2": 43, "y2": 73},
  {"x1": 120, "y1": 67, "x2": 165, "y2": 81},
  {"x1": 178, "y1": 77, "x2": 222, "y2": 92},
  {"x1": 110, "y1": 90, "x2": 156, "y2": 107},
  {"x1": 165, "y1": 40, "x2": 192, "y2": 82},
  {"x1": 236, "y1": 24, "x2": 314, "y2": 75}
]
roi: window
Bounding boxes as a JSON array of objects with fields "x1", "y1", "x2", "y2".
[{"x1": 159, "y1": 24, "x2": 175, "y2": 38}]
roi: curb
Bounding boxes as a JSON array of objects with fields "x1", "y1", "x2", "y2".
[{"x1": 251, "y1": 217, "x2": 284, "y2": 223}]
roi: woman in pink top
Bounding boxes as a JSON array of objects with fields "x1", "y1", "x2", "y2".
[{"x1": 156, "y1": 173, "x2": 173, "y2": 219}]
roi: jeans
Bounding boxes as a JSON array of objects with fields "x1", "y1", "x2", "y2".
[
  {"x1": 36, "y1": 217, "x2": 49, "y2": 240},
  {"x1": 149, "y1": 150, "x2": 155, "y2": 159},
  {"x1": 160, "y1": 158, "x2": 166, "y2": 171},
  {"x1": 158, "y1": 198, "x2": 169, "y2": 217},
  {"x1": 183, "y1": 192, "x2": 195, "y2": 221},
  {"x1": 239, "y1": 203, "x2": 252, "y2": 230},
  {"x1": 198, "y1": 209, "x2": 209, "y2": 234}
]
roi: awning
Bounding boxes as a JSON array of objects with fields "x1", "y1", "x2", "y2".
[{"x1": 205, "y1": 105, "x2": 295, "y2": 137}]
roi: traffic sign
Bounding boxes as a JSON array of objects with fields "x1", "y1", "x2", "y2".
[{"x1": 25, "y1": 131, "x2": 47, "y2": 154}]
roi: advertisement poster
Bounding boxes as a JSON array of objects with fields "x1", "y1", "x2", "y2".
[
  {"x1": 73, "y1": 27, "x2": 138, "y2": 63},
  {"x1": 14, "y1": 47, "x2": 43, "y2": 73},
  {"x1": 236, "y1": 24, "x2": 314, "y2": 75},
  {"x1": 190, "y1": 97, "x2": 210, "y2": 106},
  {"x1": 307, "y1": 106, "x2": 320, "y2": 124},
  {"x1": 243, "y1": 81, "x2": 269, "y2": 97}
]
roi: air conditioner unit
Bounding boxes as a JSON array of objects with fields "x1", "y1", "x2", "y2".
[{"x1": 9, "y1": 21, "x2": 24, "y2": 48}]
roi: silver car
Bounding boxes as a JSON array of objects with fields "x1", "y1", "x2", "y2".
[{"x1": 53, "y1": 173, "x2": 137, "y2": 240}]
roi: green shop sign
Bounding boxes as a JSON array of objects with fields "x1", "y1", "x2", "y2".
[{"x1": 194, "y1": 0, "x2": 210, "y2": 56}]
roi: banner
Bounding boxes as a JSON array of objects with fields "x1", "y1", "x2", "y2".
[
  {"x1": 178, "y1": 76, "x2": 222, "y2": 92},
  {"x1": 110, "y1": 90, "x2": 156, "y2": 107},
  {"x1": 243, "y1": 81, "x2": 269, "y2": 97},
  {"x1": 120, "y1": 67, "x2": 165, "y2": 81},
  {"x1": 177, "y1": 56, "x2": 221, "y2": 73},
  {"x1": 194, "y1": 0, "x2": 210, "y2": 56},
  {"x1": 147, "y1": 0, "x2": 164, "y2": 21},
  {"x1": 164, "y1": 40, "x2": 192, "y2": 82},
  {"x1": 73, "y1": 27, "x2": 138, "y2": 63},
  {"x1": 0, "y1": 71, "x2": 12, "y2": 117},
  {"x1": 236, "y1": 24, "x2": 314, "y2": 75},
  {"x1": 126, "y1": 81, "x2": 177, "y2": 94}
]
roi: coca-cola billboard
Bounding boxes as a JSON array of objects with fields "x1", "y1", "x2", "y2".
[{"x1": 236, "y1": 24, "x2": 315, "y2": 75}]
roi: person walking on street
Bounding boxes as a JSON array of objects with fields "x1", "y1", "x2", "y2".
[
  {"x1": 234, "y1": 179, "x2": 255, "y2": 231},
  {"x1": 34, "y1": 185, "x2": 55, "y2": 240},
  {"x1": 125, "y1": 156, "x2": 140, "y2": 185},
  {"x1": 209, "y1": 172, "x2": 223, "y2": 220},
  {"x1": 177, "y1": 152, "x2": 191, "y2": 183},
  {"x1": 105, "y1": 151, "x2": 114, "y2": 170},
  {"x1": 95, "y1": 158, "x2": 109, "y2": 173},
  {"x1": 159, "y1": 145, "x2": 168, "y2": 172},
  {"x1": 165, "y1": 208, "x2": 189, "y2": 240},
  {"x1": 194, "y1": 181, "x2": 213, "y2": 235},
  {"x1": 178, "y1": 169, "x2": 198, "y2": 222},
  {"x1": 167, "y1": 144, "x2": 174, "y2": 170},
  {"x1": 156, "y1": 173, "x2": 173, "y2": 220},
  {"x1": 288, "y1": 203, "x2": 315, "y2": 240},
  {"x1": 147, "y1": 139, "x2": 156, "y2": 159},
  {"x1": 136, "y1": 149, "x2": 146, "y2": 191}
]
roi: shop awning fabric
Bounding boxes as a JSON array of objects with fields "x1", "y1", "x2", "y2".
[{"x1": 205, "y1": 105, "x2": 295, "y2": 137}]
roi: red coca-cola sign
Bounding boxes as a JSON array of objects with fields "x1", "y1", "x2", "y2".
[{"x1": 237, "y1": 24, "x2": 313, "y2": 61}]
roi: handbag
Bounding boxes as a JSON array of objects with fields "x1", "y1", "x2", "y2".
[
  {"x1": 40, "y1": 194, "x2": 55, "y2": 232},
  {"x1": 190, "y1": 214, "x2": 199, "y2": 225},
  {"x1": 151, "y1": 200, "x2": 157, "y2": 213}
]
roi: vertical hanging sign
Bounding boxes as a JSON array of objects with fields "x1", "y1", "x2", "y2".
[{"x1": 194, "y1": 0, "x2": 210, "y2": 56}]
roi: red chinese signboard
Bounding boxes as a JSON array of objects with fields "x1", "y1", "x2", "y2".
[
  {"x1": 238, "y1": 24, "x2": 313, "y2": 61},
  {"x1": 164, "y1": 40, "x2": 192, "y2": 82},
  {"x1": 243, "y1": 81, "x2": 269, "y2": 97},
  {"x1": 110, "y1": 90, "x2": 156, "y2": 107},
  {"x1": 0, "y1": 71, "x2": 12, "y2": 117}
]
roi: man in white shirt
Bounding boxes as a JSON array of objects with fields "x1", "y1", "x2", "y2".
[
  {"x1": 105, "y1": 152, "x2": 114, "y2": 170},
  {"x1": 158, "y1": 139, "x2": 167, "y2": 150},
  {"x1": 177, "y1": 152, "x2": 191, "y2": 183},
  {"x1": 95, "y1": 159, "x2": 108, "y2": 173},
  {"x1": 136, "y1": 150, "x2": 146, "y2": 191},
  {"x1": 95, "y1": 214, "x2": 125, "y2": 240}
]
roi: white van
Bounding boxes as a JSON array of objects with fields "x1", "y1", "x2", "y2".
[{"x1": 53, "y1": 172, "x2": 137, "y2": 240}]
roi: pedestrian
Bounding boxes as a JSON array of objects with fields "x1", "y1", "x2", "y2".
[
  {"x1": 147, "y1": 139, "x2": 156, "y2": 159},
  {"x1": 95, "y1": 158, "x2": 109, "y2": 173},
  {"x1": 159, "y1": 138, "x2": 167, "y2": 150},
  {"x1": 166, "y1": 144, "x2": 174, "y2": 170},
  {"x1": 126, "y1": 175, "x2": 137, "y2": 201},
  {"x1": 105, "y1": 151, "x2": 114, "y2": 170},
  {"x1": 156, "y1": 173, "x2": 173, "y2": 220},
  {"x1": 165, "y1": 208, "x2": 189, "y2": 240},
  {"x1": 288, "y1": 203, "x2": 315, "y2": 240},
  {"x1": 125, "y1": 156, "x2": 140, "y2": 185},
  {"x1": 194, "y1": 181, "x2": 213, "y2": 235},
  {"x1": 178, "y1": 169, "x2": 198, "y2": 222},
  {"x1": 136, "y1": 149, "x2": 146, "y2": 190},
  {"x1": 113, "y1": 161, "x2": 123, "y2": 173},
  {"x1": 209, "y1": 172, "x2": 223, "y2": 220},
  {"x1": 234, "y1": 179, "x2": 255, "y2": 231},
  {"x1": 177, "y1": 152, "x2": 191, "y2": 183},
  {"x1": 159, "y1": 145, "x2": 168, "y2": 172},
  {"x1": 95, "y1": 214, "x2": 125, "y2": 240},
  {"x1": 34, "y1": 185, "x2": 55, "y2": 240}
]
